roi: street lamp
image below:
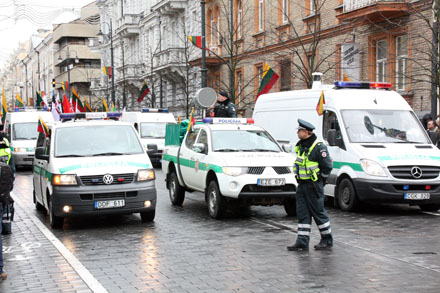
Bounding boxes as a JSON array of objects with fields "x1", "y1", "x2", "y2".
[
  {"x1": 97, "y1": 19, "x2": 115, "y2": 107},
  {"x1": 57, "y1": 47, "x2": 79, "y2": 99}
]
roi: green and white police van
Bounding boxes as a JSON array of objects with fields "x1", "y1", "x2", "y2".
[
  {"x1": 162, "y1": 118, "x2": 297, "y2": 219},
  {"x1": 33, "y1": 112, "x2": 156, "y2": 228},
  {"x1": 253, "y1": 76, "x2": 440, "y2": 212}
]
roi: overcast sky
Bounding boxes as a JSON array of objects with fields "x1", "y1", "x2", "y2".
[{"x1": 0, "y1": 0, "x2": 94, "y2": 68}]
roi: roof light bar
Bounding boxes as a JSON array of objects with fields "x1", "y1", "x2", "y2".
[
  {"x1": 334, "y1": 81, "x2": 392, "y2": 89},
  {"x1": 202, "y1": 118, "x2": 254, "y2": 124},
  {"x1": 60, "y1": 112, "x2": 121, "y2": 120},
  {"x1": 141, "y1": 108, "x2": 169, "y2": 113}
]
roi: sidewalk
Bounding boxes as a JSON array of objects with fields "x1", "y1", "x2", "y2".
[{"x1": 1, "y1": 193, "x2": 93, "y2": 293}]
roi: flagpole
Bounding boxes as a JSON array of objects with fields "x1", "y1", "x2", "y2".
[{"x1": 201, "y1": 1, "x2": 207, "y2": 88}]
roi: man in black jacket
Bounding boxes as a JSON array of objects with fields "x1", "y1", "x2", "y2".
[{"x1": 213, "y1": 91, "x2": 237, "y2": 118}]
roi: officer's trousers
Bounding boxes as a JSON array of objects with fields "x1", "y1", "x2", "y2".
[{"x1": 295, "y1": 181, "x2": 332, "y2": 246}]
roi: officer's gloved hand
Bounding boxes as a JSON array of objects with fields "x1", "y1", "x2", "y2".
[{"x1": 320, "y1": 175, "x2": 328, "y2": 186}]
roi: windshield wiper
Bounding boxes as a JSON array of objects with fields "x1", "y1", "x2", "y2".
[
  {"x1": 92, "y1": 152, "x2": 125, "y2": 156},
  {"x1": 214, "y1": 148, "x2": 239, "y2": 152},
  {"x1": 57, "y1": 154, "x2": 85, "y2": 158}
]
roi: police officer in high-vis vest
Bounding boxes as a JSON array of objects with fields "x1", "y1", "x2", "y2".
[
  {"x1": 0, "y1": 134, "x2": 12, "y2": 165},
  {"x1": 287, "y1": 119, "x2": 333, "y2": 251}
]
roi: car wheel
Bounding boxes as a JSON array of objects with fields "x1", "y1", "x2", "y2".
[
  {"x1": 283, "y1": 199, "x2": 297, "y2": 216},
  {"x1": 169, "y1": 171, "x2": 185, "y2": 205},
  {"x1": 207, "y1": 180, "x2": 227, "y2": 219},
  {"x1": 337, "y1": 178, "x2": 360, "y2": 212},
  {"x1": 33, "y1": 190, "x2": 45, "y2": 211},
  {"x1": 419, "y1": 204, "x2": 440, "y2": 212},
  {"x1": 49, "y1": 196, "x2": 63, "y2": 229},
  {"x1": 140, "y1": 210, "x2": 156, "y2": 222}
]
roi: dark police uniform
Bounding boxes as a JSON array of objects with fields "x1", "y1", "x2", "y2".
[
  {"x1": 213, "y1": 92, "x2": 237, "y2": 118},
  {"x1": 287, "y1": 119, "x2": 333, "y2": 251}
]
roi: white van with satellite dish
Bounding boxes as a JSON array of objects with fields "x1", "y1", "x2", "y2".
[
  {"x1": 3, "y1": 110, "x2": 54, "y2": 168},
  {"x1": 120, "y1": 109, "x2": 176, "y2": 166},
  {"x1": 253, "y1": 74, "x2": 440, "y2": 212}
]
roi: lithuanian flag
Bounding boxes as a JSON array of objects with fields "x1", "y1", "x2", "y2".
[
  {"x1": 102, "y1": 66, "x2": 112, "y2": 79},
  {"x1": 72, "y1": 87, "x2": 85, "y2": 112},
  {"x1": 37, "y1": 116, "x2": 50, "y2": 137},
  {"x1": 1, "y1": 89, "x2": 7, "y2": 124},
  {"x1": 15, "y1": 93, "x2": 24, "y2": 108},
  {"x1": 316, "y1": 90, "x2": 325, "y2": 116},
  {"x1": 188, "y1": 36, "x2": 202, "y2": 49},
  {"x1": 137, "y1": 81, "x2": 150, "y2": 103},
  {"x1": 256, "y1": 63, "x2": 279, "y2": 100},
  {"x1": 84, "y1": 98, "x2": 92, "y2": 112},
  {"x1": 102, "y1": 97, "x2": 109, "y2": 112}
]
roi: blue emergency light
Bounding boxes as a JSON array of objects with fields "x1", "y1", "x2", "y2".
[
  {"x1": 202, "y1": 117, "x2": 254, "y2": 124},
  {"x1": 334, "y1": 81, "x2": 392, "y2": 89},
  {"x1": 60, "y1": 112, "x2": 121, "y2": 120},
  {"x1": 141, "y1": 108, "x2": 169, "y2": 113}
]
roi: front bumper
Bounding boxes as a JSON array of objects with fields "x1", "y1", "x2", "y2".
[
  {"x1": 13, "y1": 152, "x2": 34, "y2": 166},
  {"x1": 51, "y1": 181, "x2": 157, "y2": 218},
  {"x1": 353, "y1": 178, "x2": 440, "y2": 204}
]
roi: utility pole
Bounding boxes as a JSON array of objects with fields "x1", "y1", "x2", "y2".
[
  {"x1": 431, "y1": 3, "x2": 439, "y2": 119},
  {"x1": 201, "y1": 1, "x2": 207, "y2": 88}
]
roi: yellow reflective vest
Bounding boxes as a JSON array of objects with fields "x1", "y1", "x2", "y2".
[
  {"x1": 0, "y1": 138, "x2": 12, "y2": 164},
  {"x1": 294, "y1": 139, "x2": 320, "y2": 182}
]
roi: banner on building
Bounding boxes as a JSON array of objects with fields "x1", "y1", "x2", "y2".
[{"x1": 341, "y1": 43, "x2": 360, "y2": 81}]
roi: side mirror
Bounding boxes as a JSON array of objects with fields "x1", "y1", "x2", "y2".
[
  {"x1": 193, "y1": 143, "x2": 206, "y2": 153},
  {"x1": 282, "y1": 144, "x2": 293, "y2": 152},
  {"x1": 327, "y1": 129, "x2": 338, "y2": 146},
  {"x1": 147, "y1": 144, "x2": 158, "y2": 155},
  {"x1": 35, "y1": 147, "x2": 49, "y2": 161}
]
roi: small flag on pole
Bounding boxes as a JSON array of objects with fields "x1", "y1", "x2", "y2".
[
  {"x1": 186, "y1": 108, "x2": 195, "y2": 132},
  {"x1": 15, "y1": 93, "x2": 24, "y2": 108},
  {"x1": 84, "y1": 98, "x2": 92, "y2": 112},
  {"x1": 37, "y1": 116, "x2": 50, "y2": 137},
  {"x1": 2, "y1": 89, "x2": 8, "y2": 124},
  {"x1": 102, "y1": 97, "x2": 109, "y2": 112},
  {"x1": 316, "y1": 90, "x2": 325, "y2": 116},
  {"x1": 256, "y1": 63, "x2": 279, "y2": 100},
  {"x1": 137, "y1": 81, "x2": 150, "y2": 103},
  {"x1": 102, "y1": 66, "x2": 112, "y2": 79},
  {"x1": 188, "y1": 36, "x2": 202, "y2": 49}
]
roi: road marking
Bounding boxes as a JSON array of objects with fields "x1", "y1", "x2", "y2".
[
  {"x1": 12, "y1": 192, "x2": 108, "y2": 293},
  {"x1": 421, "y1": 211, "x2": 440, "y2": 216}
]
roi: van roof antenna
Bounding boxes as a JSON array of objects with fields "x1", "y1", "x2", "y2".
[{"x1": 312, "y1": 72, "x2": 323, "y2": 89}]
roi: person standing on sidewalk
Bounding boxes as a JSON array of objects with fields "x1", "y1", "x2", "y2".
[{"x1": 287, "y1": 119, "x2": 333, "y2": 251}]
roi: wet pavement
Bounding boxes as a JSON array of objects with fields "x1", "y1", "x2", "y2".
[{"x1": 2, "y1": 168, "x2": 440, "y2": 292}]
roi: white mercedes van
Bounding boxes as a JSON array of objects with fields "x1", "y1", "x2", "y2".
[
  {"x1": 3, "y1": 110, "x2": 54, "y2": 168},
  {"x1": 253, "y1": 78, "x2": 440, "y2": 212}
]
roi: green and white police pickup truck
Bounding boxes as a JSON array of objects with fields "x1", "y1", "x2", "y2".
[{"x1": 161, "y1": 117, "x2": 297, "y2": 219}]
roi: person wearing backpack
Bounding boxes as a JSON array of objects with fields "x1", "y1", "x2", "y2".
[{"x1": 0, "y1": 132, "x2": 14, "y2": 280}]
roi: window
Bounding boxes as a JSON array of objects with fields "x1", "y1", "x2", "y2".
[
  {"x1": 197, "y1": 129, "x2": 208, "y2": 145},
  {"x1": 323, "y1": 111, "x2": 342, "y2": 141},
  {"x1": 185, "y1": 128, "x2": 200, "y2": 149},
  {"x1": 376, "y1": 40, "x2": 387, "y2": 82},
  {"x1": 280, "y1": 61, "x2": 291, "y2": 91},
  {"x1": 237, "y1": 0, "x2": 242, "y2": 39},
  {"x1": 216, "y1": 7, "x2": 220, "y2": 45},
  {"x1": 310, "y1": 0, "x2": 316, "y2": 13},
  {"x1": 236, "y1": 70, "x2": 243, "y2": 107},
  {"x1": 259, "y1": 0, "x2": 264, "y2": 31},
  {"x1": 282, "y1": 0, "x2": 289, "y2": 23},
  {"x1": 396, "y1": 35, "x2": 408, "y2": 91}
]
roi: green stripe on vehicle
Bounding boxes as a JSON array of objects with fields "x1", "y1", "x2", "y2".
[
  {"x1": 332, "y1": 161, "x2": 363, "y2": 172},
  {"x1": 378, "y1": 155, "x2": 440, "y2": 161},
  {"x1": 163, "y1": 153, "x2": 223, "y2": 173},
  {"x1": 59, "y1": 161, "x2": 151, "y2": 174}
]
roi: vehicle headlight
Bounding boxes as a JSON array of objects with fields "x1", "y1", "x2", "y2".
[
  {"x1": 360, "y1": 159, "x2": 386, "y2": 177},
  {"x1": 222, "y1": 167, "x2": 247, "y2": 176},
  {"x1": 137, "y1": 169, "x2": 155, "y2": 181},
  {"x1": 13, "y1": 147, "x2": 27, "y2": 152},
  {"x1": 52, "y1": 174, "x2": 78, "y2": 185}
]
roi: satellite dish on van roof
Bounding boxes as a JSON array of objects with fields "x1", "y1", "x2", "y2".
[{"x1": 194, "y1": 87, "x2": 217, "y2": 109}]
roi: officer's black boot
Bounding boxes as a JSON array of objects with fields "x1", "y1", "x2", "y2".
[
  {"x1": 314, "y1": 237, "x2": 333, "y2": 250},
  {"x1": 287, "y1": 243, "x2": 309, "y2": 251}
]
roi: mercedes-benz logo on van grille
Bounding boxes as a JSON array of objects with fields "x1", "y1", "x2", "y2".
[
  {"x1": 102, "y1": 174, "x2": 114, "y2": 185},
  {"x1": 411, "y1": 166, "x2": 422, "y2": 179}
]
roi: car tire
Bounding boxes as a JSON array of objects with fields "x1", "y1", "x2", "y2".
[
  {"x1": 169, "y1": 171, "x2": 185, "y2": 205},
  {"x1": 140, "y1": 210, "x2": 156, "y2": 222},
  {"x1": 207, "y1": 180, "x2": 227, "y2": 219},
  {"x1": 419, "y1": 204, "x2": 440, "y2": 212},
  {"x1": 48, "y1": 196, "x2": 63, "y2": 229},
  {"x1": 337, "y1": 178, "x2": 360, "y2": 212},
  {"x1": 284, "y1": 199, "x2": 297, "y2": 216},
  {"x1": 33, "y1": 190, "x2": 45, "y2": 211}
]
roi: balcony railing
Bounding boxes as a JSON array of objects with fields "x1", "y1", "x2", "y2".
[
  {"x1": 154, "y1": 47, "x2": 186, "y2": 68},
  {"x1": 344, "y1": 0, "x2": 405, "y2": 12}
]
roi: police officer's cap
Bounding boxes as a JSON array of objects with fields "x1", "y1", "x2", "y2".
[
  {"x1": 297, "y1": 119, "x2": 315, "y2": 131},
  {"x1": 219, "y1": 91, "x2": 229, "y2": 99}
]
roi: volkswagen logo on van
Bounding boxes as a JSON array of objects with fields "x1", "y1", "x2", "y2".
[
  {"x1": 102, "y1": 174, "x2": 114, "y2": 185},
  {"x1": 411, "y1": 166, "x2": 422, "y2": 179}
]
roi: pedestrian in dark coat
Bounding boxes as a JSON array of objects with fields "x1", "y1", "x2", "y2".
[{"x1": 213, "y1": 91, "x2": 237, "y2": 118}]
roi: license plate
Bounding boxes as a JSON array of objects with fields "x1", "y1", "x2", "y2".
[
  {"x1": 258, "y1": 178, "x2": 286, "y2": 186},
  {"x1": 94, "y1": 199, "x2": 125, "y2": 209},
  {"x1": 404, "y1": 193, "x2": 430, "y2": 200}
]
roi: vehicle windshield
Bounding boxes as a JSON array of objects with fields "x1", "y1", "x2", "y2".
[
  {"x1": 212, "y1": 129, "x2": 281, "y2": 152},
  {"x1": 341, "y1": 110, "x2": 430, "y2": 143},
  {"x1": 13, "y1": 122, "x2": 38, "y2": 140},
  {"x1": 140, "y1": 122, "x2": 168, "y2": 139},
  {"x1": 55, "y1": 125, "x2": 144, "y2": 157}
]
